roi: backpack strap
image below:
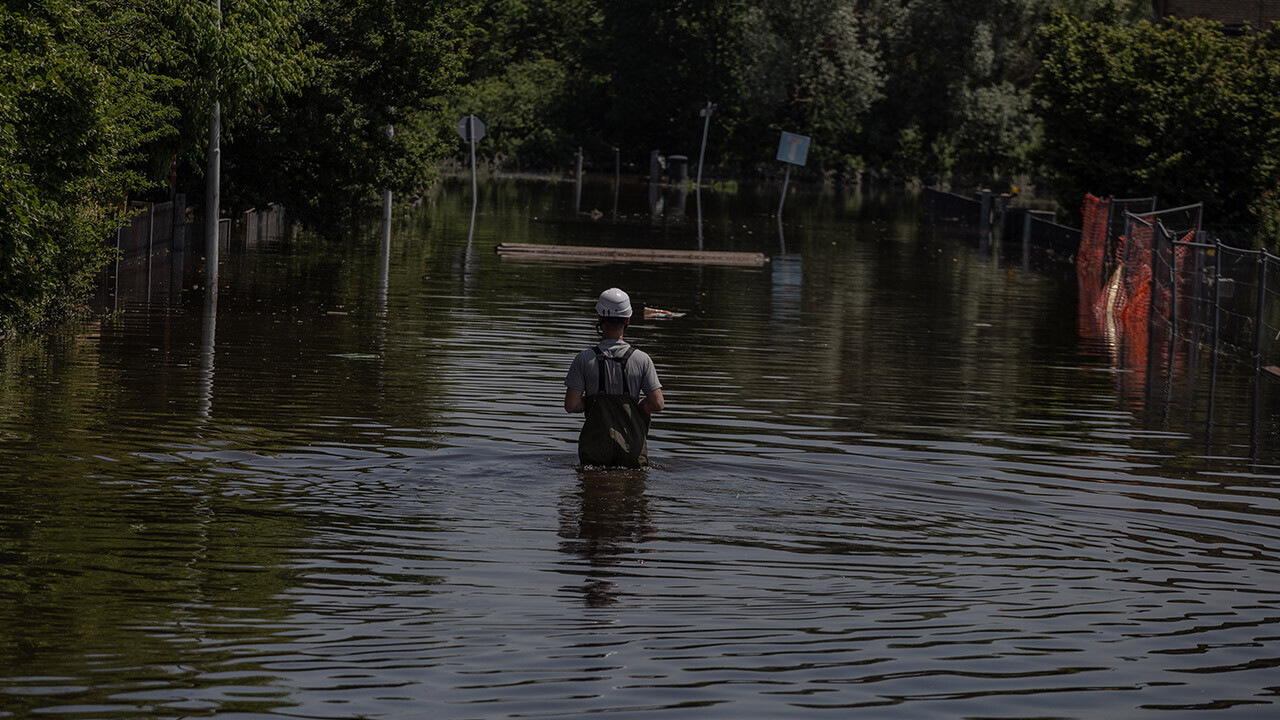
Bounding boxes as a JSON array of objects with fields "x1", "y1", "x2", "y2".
[
  {"x1": 592, "y1": 347, "x2": 606, "y2": 394},
  {"x1": 592, "y1": 346, "x2": 637, "y2": 395},
  {"x1": 617, "y1": 347, "x2": 636, "y2": 396}
]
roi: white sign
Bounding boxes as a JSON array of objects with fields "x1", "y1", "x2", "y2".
[
  {"x1": 456, "y1": 115, "x2": 486, "y2": 143},
  {"x1": 776, "y1": 131, "x2": 810, "y2": 166}
]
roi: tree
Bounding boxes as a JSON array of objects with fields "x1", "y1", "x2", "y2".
[
  {"x1": 1033, "y1": 12, "x2": 1280, "y2": 230},
  {"x1": 731, "y1": 0, "x2": 884, "y2": 176},
  {"x1": 1, "y1": 0, "x2": 319, "y2": 336},
  {"x1": 0, "y1": 0, "x2": 172, "y2": 336},
  {"x1": 220, "y1": 0, "x2": 473, "y2": 233}
]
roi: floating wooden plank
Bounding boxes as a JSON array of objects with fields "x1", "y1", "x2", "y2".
[
  {"x1": 495, "y1": 242, "x2": 769, "y2": 266},
  {"x1": 1263, "y1": 365, "x2": 1280, "y2": 380}
]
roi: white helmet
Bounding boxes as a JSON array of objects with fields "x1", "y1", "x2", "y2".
[{"x1": 595, "y1": 287, "x2": 633, "y2": 318}]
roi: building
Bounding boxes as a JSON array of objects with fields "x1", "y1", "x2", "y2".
[{"x1": 1153, "y1": 1, "x2": 1280, "y2": 27}]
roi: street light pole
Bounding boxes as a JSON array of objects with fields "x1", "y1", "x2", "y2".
[{"x1": 205, "y1": 0, "x2": 221, "y2": 290}]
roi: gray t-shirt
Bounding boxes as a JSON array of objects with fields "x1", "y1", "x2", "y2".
[{"x1": 565, "y1": 339, "x2": 661, "y2": 401}]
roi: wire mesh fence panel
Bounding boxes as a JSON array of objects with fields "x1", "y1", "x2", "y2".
[
  {"x1": 1214, "y1": 243, "x2": 1263, "y2": 369},
  {"x1": 1259, "y1": 253, "x2": 1280, "y2": 375},
  {"x1": 1142, "y1": 203, "x2": 1202, "y2": 238},
  {"x1": 1104, "y1": 196, "x2": 1157, "y2": 280},
  {"x1": 1029, "y1": 216, "x2": 1081, "y2": 261},
  {"x1": 1171, "y1": 237, "x2": 1216, "y2": 364},
  {"x1": 923, "y1": 188, "x2": 982, "y2": 225}
]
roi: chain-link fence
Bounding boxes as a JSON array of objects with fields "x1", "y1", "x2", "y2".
[
  {"x1": 1083, "y1": 195, "x2": 1280, "y2": 452},
  {"x1": 929, "y1": 186, "x2": 1278, "y2": 453}
]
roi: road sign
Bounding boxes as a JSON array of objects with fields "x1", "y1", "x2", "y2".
[
  {"x1": 456, "y1": 115, "x2": 486, "y2": 143},
  {"x1": 776, "y1": 131, "x2": 810, "y2": 166}
]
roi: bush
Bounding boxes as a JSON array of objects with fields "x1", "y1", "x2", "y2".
[
  {"x1": 0, "y1": 3, "x2": 167, "y2": 337},
  {"x1": 1033, "y1": 14, "x2": 1280, "y2": 227}
]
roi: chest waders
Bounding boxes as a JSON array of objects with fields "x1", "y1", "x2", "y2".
[{"x1": 578, "y1": 346, "x2": 651, "y2": 467}]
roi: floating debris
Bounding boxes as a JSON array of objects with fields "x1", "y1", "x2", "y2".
[{"x1": 644, "y1": 308, "x2": 686, "y2": 319}]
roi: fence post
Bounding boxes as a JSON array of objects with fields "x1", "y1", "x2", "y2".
[
  {"x1": 147, "y1": 202, "x2": 155, "y2": 259},
  {"x1": 997, "y1": 193, "x2": 1010, "y2": 244},
  {"x1": 1252, "y1": 250, "x2": 1268, "y2": 458},
  {"x1": 1207, "y1": 239, "x2": 1222, "y2": 434},
  {"x1": 1169, "y1": 230, "x2": 1178, "y2": 342},
  {"x1": 575, "y1": 146, "x2": 583, "y2": 210},
  {"x1": 612, "y1": 147, "x2": 620, "y2": 219},
  {"x1": 1168, "y1": 228, "x2": 1178, "y2": 386},
  {"x1": 1146, "y1": 224, "x2": 1161, "y2": 389},
  {"x1": 979, "y1": 189, "x2": 992, "y2": 238},
  {"x1": 1254, "y1": 251, "x2": 1267, "y2": 372},
  {"x1": 1021, "y1": 210, "x2": 1032, "y2": 270}
]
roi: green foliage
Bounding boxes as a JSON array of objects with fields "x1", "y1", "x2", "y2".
[
  {"x1": 221, "y1": 0, "x2": 472, "y2": 233},
  {"x1": 732, "y1": 1, "x2": 883, "y2": 175},
  {"x1": 0, "y1": 1, "x2": 171, "y2": 337},
  {"x1": 1033, "y1": 14, "x2": 1280, "y2": 228},
  {"x1": 1252, "y1": 190, "x2": 1280, "y2": 251},
  {"x1": 442, "y1": 0, "x2": 1151, "y2": 181},
  {"x1": 2, "y1": 0, "x2": 450, "y2": 334},
  {"x1": 458, "y1": 58, "x2": 573, "y2": 169}
]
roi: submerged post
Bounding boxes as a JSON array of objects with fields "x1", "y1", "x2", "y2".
[
  {"x1": 574, "y1": 146, "x2": 583, "y2": 215},
  {"x1": 777, "y1": 164, "x2": 792, "y2": 217},
  {"x1": 1169, "y1": 228, "x2": 1179, "y2": 381},
  {"x1": 1021, "y1": 209, "x2": 1034, "y2": 271},
  {"x1": 979, "y1": 189, "x2": 992, "y2": 238},
  {"x1": 455, "y1": 114, "x2": 486, "y2": 216},
  {"x1": 383, "y1": 118, "x2": 393, "y2": 229},
  {"x1": 1254, "y1": 251, "x2": 1268, "y2": 379},
  {"x1": 1207, "y1": 240, "x2": 1222, "y2": 427},
  {"x1": 1145, "y1": 222, "x2": 1161, "y2": 394},
  {"x1": 1252, "y1": 250, "x2": 1270, "y2": 461},
  {"x1": 469, "y1": 116, "x2": 478, "y2": 211},
  {"x1": 613, "y1": 147, "x2": 620, "y2": 218}
]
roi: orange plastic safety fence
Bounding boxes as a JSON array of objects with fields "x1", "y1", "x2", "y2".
[
  {"x1": 1078, "y1": 194, "x2": 1109, "y2": 294},
  {"x1": 1077, "y1": 195, "x2": 1111, "y2": 344}
]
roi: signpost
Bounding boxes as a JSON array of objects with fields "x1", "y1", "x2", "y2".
[
  {"x1": 696, "y1": 101, "x2": 716, "y2": 188},
  {"x1": 776, "y1": 131, "x2": 810, "y2": 217},
  {"x1": 696, "y1": 101, "x2": 716, "y2": 247},
  {"x1": 456, "y1": 114, "x2": 486, "y2": 211}
]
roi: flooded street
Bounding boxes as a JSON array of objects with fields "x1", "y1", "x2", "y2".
[{"x1": 1, "y1": 178, "x2": 1278, "y2": 718}]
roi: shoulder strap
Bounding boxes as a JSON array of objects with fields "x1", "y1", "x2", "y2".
[
  {"x1": 592, "y1": 346, "x2": 637, "y2": 395},
  {"x1": 592, "y1": 347, "x2": 607, "y2": 394},
  {"x1": 616, "y1": 347, "x2": 636, "y2": 396}
]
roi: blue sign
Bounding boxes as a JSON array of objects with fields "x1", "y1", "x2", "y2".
[{"x1": 776, "y1": 131, "x2": 810, "y2": 166}]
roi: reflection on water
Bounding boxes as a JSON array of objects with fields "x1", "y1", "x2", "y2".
[
  {"x1": 1, "y1": 178, "x2": 1279, "y2": 718},
  {"x1": 559, "y1": 471, "x2": 654, "y2": 608}
]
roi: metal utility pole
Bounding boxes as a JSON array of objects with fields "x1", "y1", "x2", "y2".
[
  {"x1": 383, "y1": 116, "x2": 394, "y2": 228},
  {"x1": 696, "y1": 101, "x2": 715, "y2": 188},
  {"x1": 469, "y1": 116, "x2": 478, "y2": 212},
  {"x1": 777, "y1": 164, "x2": 792, "y2": 217},
  {"x1": 205, "y1": 0, "x2": 221, "y2": 291}
]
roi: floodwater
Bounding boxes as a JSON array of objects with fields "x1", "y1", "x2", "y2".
[{"x1": 1, "y1": 178, "x2": 1278, "y2": 719}]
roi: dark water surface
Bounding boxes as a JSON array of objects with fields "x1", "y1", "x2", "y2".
[{"x1": 2, "y1": 179, "x2": 1278, "y2": 719}]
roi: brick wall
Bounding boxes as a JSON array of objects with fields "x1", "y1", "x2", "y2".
[{"x1": 1160, "y1": 0, "x2": 1280, "y2": 25}]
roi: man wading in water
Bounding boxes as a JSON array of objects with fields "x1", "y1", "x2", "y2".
[{"x1": 564, "y1": 288, "x2": 664, "y2": 467}]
